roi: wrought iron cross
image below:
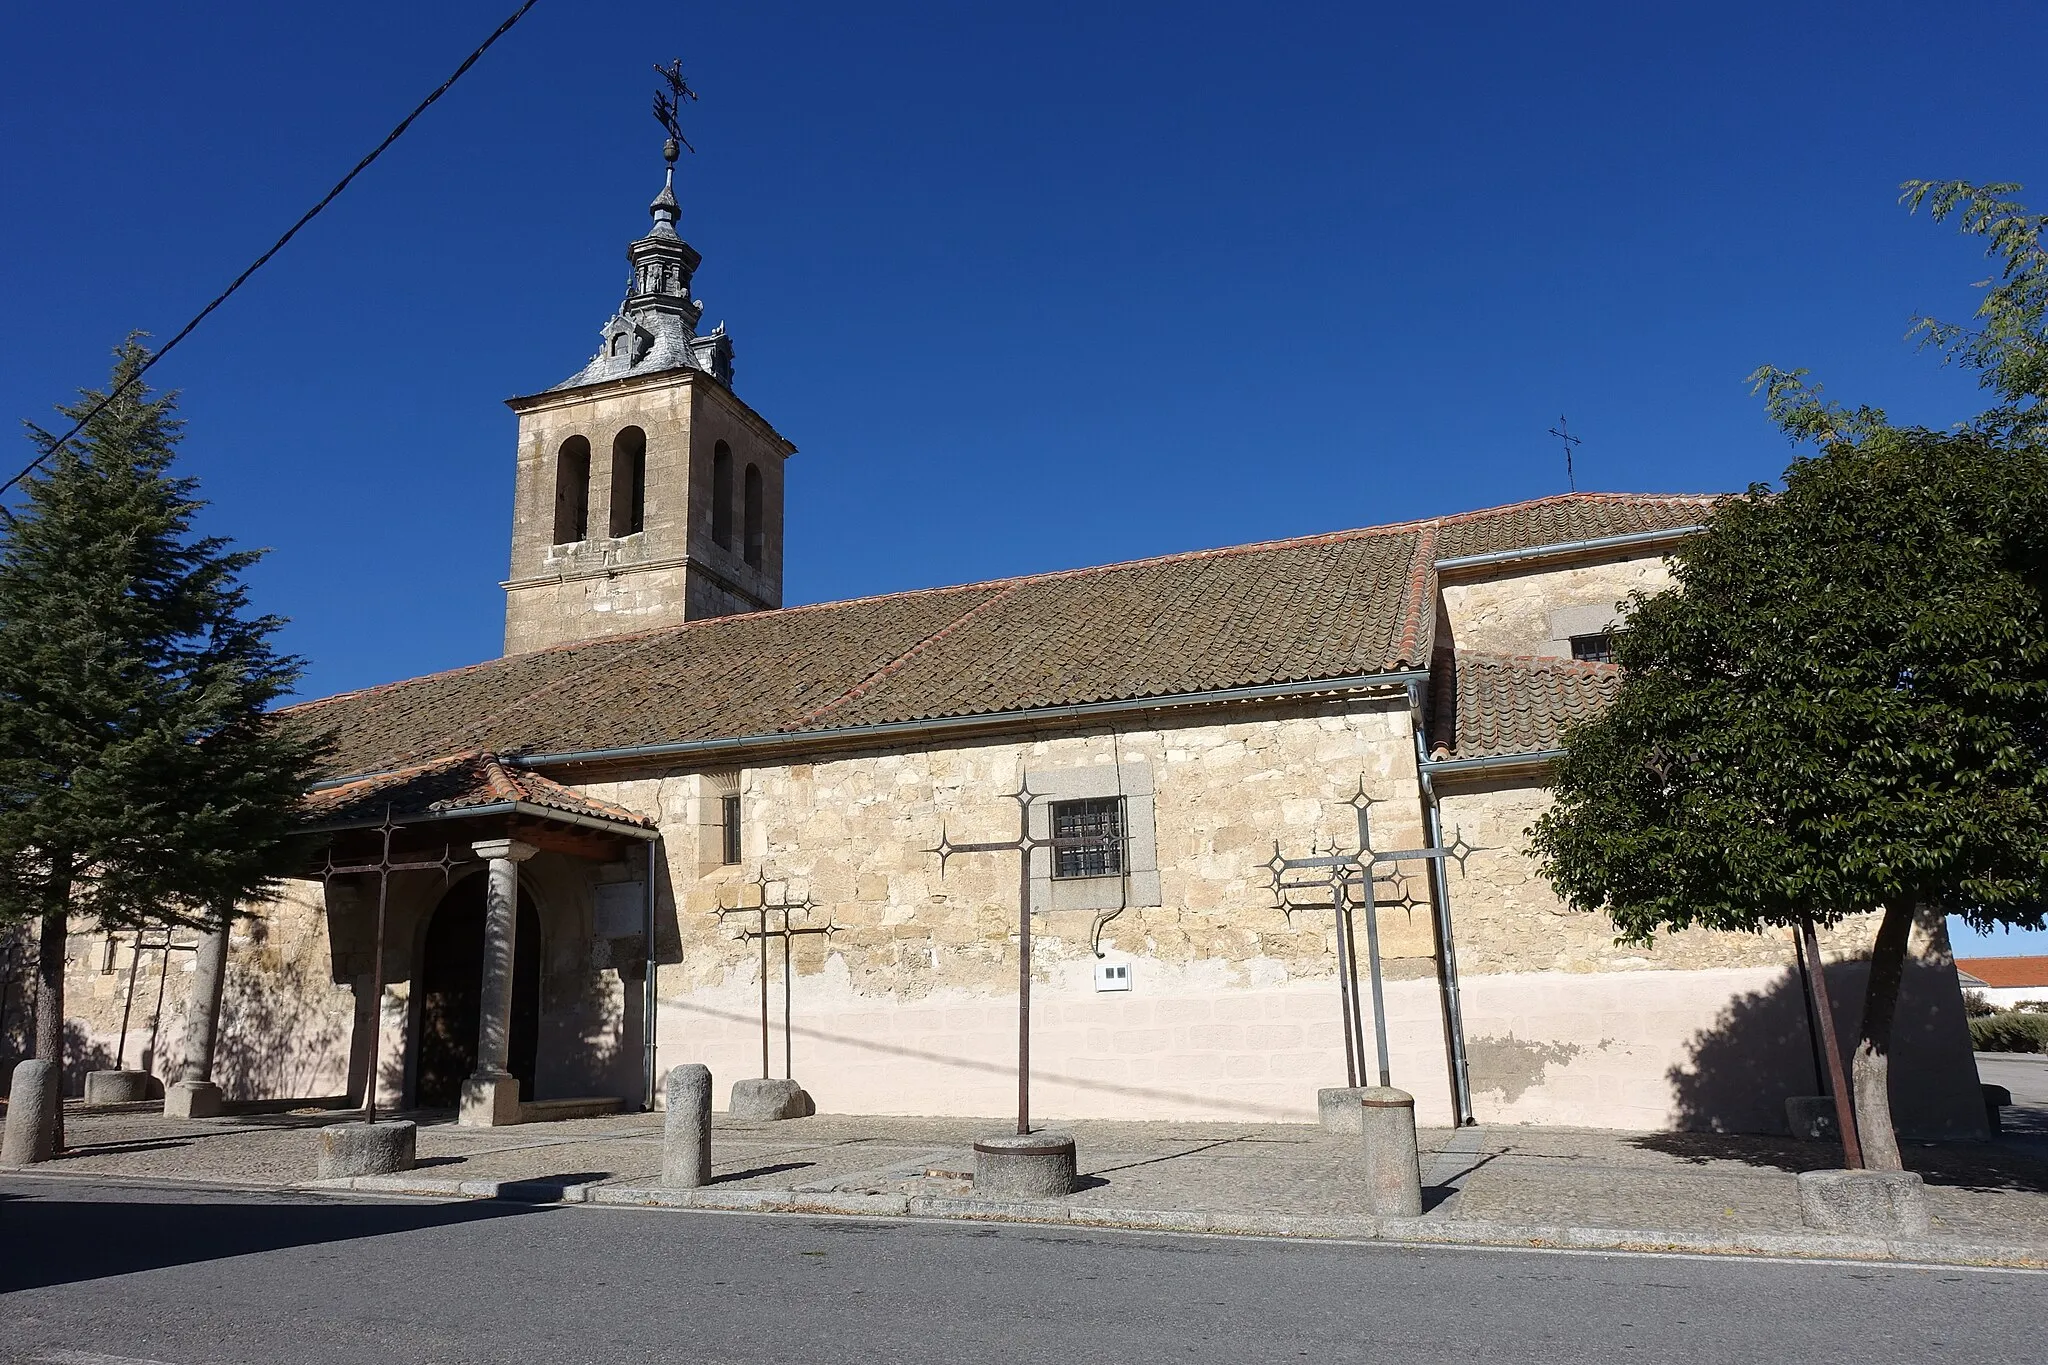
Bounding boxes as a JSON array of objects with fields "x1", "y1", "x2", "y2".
[
  {"x1": 927, "y1": 776, "x2": 1061, "y2": 1136},
  {"x1": 1548, "y1": 415, "x2": 1582, "y2": 493},
  {"x1": 717, "y1": 872, "x2": 839, "y2": 1082},
  {"x1": 1264, "y1": 780, "x2": 1477, "y2": 1089},
  {"x1": 652, "y1": 58, "x2": 698, "y2": 158},
  {"x1": 320, "y1": 809, "x2": 458, "y2": 1125}
]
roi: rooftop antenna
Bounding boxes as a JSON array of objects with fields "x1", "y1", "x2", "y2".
[
  {"x1": 1548, "y1": 415, "x2": 1582, "y2": 492},
  {"x1": 652, "y1": 58, "x2": 698, "y2": 185}
]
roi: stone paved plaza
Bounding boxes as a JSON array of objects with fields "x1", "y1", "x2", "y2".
[{"x1": 17, "y1": 1097, "x2": 2048, "y2": 1253}]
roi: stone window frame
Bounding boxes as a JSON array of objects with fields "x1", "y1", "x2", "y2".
[
  {"x1": 1544, "y1": 602, "x2": 1626, "y2": 660},
  {"x1": 693, "y1": 769, "x2": 743, "y2": 875},
  {"x1": 1024, "y1": 761, "x2": 1160, "y2": 914}
]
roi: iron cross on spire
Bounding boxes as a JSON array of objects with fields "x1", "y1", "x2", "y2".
[
  {"x1": 652, "y1": 58, "x2": 698, "y2": 170},
  {"x1": 1548, "y1": 415, "x2": 1583, "y2": 493},
  {"x1": 319, "y1": 808, "x2": 459, "y2": 1126},
  {"x1": 1263, "y1": 780, "x2": 1479, "y2": 1090},
  {"x1": 716, "y1": 872, "x2": 839, "y2": 1082}
]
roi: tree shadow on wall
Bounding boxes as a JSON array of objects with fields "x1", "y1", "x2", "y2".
[
  {"x1": 1631, "y1": 957, "x2": 2048, "y2": 1193},
  {"x1": 215, "y1": 916, "x2": 354, "y2": 1103}
]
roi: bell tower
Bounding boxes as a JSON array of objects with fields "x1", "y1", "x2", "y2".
[{"x1": 501, "y1": 89, "x2": 795, "y2": 656}]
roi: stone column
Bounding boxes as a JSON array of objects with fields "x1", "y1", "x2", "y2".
[
  {"x1": 164, "y1": 917, "x2": 231, "y2": 1119},
  {"x1": 460, "y1": 839, "x2": 536, "y2": 1127}
]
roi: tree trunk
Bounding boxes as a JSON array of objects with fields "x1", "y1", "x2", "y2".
[
  {"x1": 32, "y1": 853, "x2": 74, "y2": 1152},
  {"x1": 1851, "y1": 901, "x2": 1915, "y2": 1172},
  {"x1": 34, "y1": 905, "x2": 66, "y2": 1154}
]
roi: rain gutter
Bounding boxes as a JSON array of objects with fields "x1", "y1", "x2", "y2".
[
  {"x1": 1433, "y1": 526, "x2": 1704, "y2": 574},
  {"x1": 304, "y1": 799, "x2": 658, "y2": 841},
  {"x1": 1419, "y1": 748, "x2": 1566, "y2": 776},
  {"x1": 507, "y1": 669, "x2": 1430, "y2": 771}
]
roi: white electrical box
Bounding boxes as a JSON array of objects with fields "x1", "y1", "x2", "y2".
[{"x1": 1094, "y1": 961, "x2": 1133, "y2": 992}]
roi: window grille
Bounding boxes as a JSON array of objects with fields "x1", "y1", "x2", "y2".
[
  {"x1": 1569, "y1": 632, "x2": 1614, "y2": 664},
  {"x1": 721, "y1": 793, "x2": 743, "y2": 865},
  {"x1": 1051, "y1": 797, "x2": 1125, "y2": 879}
]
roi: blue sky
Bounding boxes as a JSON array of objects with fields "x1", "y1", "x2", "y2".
[{"x1": 5, "y1": 2, "x2": 2045, "y2": 954}]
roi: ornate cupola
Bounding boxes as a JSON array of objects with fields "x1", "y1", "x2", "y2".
[
  {"x1": 556, "y1": 137, "x2": 734, "y2": 390},
  {"x1": 498, "y1": 70, "x2": 795, "y2": 657}
]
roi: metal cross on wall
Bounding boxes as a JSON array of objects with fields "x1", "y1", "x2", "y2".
[
  {"x1": 1264, "y1": 780, "x2": 1478, "y2": 1090},
  {"x1": 320, "y1": 808, "x2": 458, "y2": 1125},
  {"x1": 716, "y1": 872, "x2": 839, "y2": 1082}
]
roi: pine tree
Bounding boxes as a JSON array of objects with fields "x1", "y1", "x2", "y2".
[{"x1": 0, "y1": 338, "x2": 329, "y2": 1145}]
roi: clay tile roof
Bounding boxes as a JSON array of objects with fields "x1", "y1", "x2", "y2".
[
  {"x1": 301, "y1": 751, "x2": 655, "y2": 830},
  {"x1": 287, "y1": 492, "x2": 1705, "y2": 781},
  {"x1": 1435, "y1": 492, "x2": 1716, "y2": 561},
  {"x1": 1955, "y1": 957, "x2": 2048, "y2": 990},
  {"x1": 1427, "y1": 650, "x2": 1622, "y2": 761}
]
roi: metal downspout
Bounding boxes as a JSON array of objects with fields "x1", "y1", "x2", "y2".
[
  {"x1": 1409, "y1": 680, "x2": 1475, "y2": 1126},
  {"x1": 644, "y1": 838, "x2": 660, "y2": 1111}
]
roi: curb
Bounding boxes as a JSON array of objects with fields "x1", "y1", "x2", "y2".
[{"x1": 296, "y1": 1173, "x2": 2048, "y2": 1268}]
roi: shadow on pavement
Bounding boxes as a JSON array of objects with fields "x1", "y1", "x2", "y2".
[
  {"x1": 1628, "y1": 1128, "x2": 2048, "y2": 1194},
  {"x1": 0, "y1": 1189, "x2": 540, "y2": 1293}
]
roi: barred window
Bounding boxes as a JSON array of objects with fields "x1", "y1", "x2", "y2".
[
  {"x1": 1569, "y1": 632, "x2": 1614, "y2": 664},
  {"x1": 1051, "y1": 797, "x2": 1124, "y2": 879},
  {"x1": 721, "y1": 794, "x2": 743, "y2": 865}
]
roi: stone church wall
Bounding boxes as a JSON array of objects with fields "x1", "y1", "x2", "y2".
[{"x1": 1440, "y1": 557, "x2": 1674, "y2": 656}]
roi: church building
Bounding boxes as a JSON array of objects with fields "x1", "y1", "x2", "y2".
[{"x1": 53, "y1": 141, "x2": 1985, "y2": 1140}]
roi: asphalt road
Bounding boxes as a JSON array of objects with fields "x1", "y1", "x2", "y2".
[{"x1": 0, "y1": 1177, "x2": 2038, "y2": 1365}]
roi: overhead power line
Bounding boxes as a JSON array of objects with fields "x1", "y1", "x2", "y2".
[{"x1": 1, "y1": 0, "x2": 545, "y2": 504}]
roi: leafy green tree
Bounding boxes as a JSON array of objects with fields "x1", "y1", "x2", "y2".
[
  {"x1": 0, "y1": 339, "x2": 328, "y2": 1143},
  {"x1": 1530, "y1": 185, "x2": 2048, "y2": 1169}
]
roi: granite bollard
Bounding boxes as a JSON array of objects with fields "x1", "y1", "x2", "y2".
[
  {"x1": 973, "y1": 1130, "x2": 1078, "y2": 1199},
  {"x1": 1797, "y1": 1168, "x2": 1931, "y2": 1235},
  {"x1": 1316, "y1": 1086, "x2": 1368, "y2": 1134},
  {"x1": 84, "y1": 1069, "x2": 154, "y2": 1106},
  {"x1": 1358, "y1": 1086, "x2": 1423, "y2": 1218},
  {"x1": 663, "y1": 1063, "x2": 713, "y2": 1188},
  {"x1": 1, "y1": 1059, "x2": 59, "y2": 1166},
  {"x1": 318, "y1": 1120, "x2": 417, "y2": 1179},
  {"x1": 730, "y1": 1077, "x2": 813, "y2": 1122}
]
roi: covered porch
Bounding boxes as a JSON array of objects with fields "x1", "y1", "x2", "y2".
[{"x1": 301, "y1": 752, "x2": 659, "y2": 1126}]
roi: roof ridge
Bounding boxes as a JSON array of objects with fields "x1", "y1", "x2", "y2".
[
  {"x1": 1390, "y1": 522, "x2": 1441, "y2": 668},
  {"x1": 1435, "y1": 491, "x2": 1720, "y2": 525}
]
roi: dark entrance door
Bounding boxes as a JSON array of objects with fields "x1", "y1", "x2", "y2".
[{"x1": 415, "y1": 874, "x2": 541, "y2": 1108}]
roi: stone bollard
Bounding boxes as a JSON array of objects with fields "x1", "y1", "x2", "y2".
[
  {"x1": 1, "y1": 1059, "x2": 59, "y2": 1167},
  {"x1": 1785, "y1": 1096, "x2": 1839, "y2": 1141},
  {"x1": 1797, "y1": 1169, "x2": 1931, "y2": 1236},
  {"x1": 83, "y1": 1069, "x2": 154, "y2": 1106},
  {"x1": 318, "y1": 1120, "x2": 417, "y2": 1179},
  {"x1": 662, "y1": 1063, "x2": 713, "y2": 1188},
  {"x1": 973, "y1": 1130, "x2": 1079, "y2": 1199},
  {"x1": 730, "y1": 1077, "x2": 814, "y2": 1122},
  {"x1": 1358, "y1": 1086, "x2": 1423, "y2": 1218},
  {"x1": 1316, "y1": 1087, "x2": 1368, "y2": 1134}
]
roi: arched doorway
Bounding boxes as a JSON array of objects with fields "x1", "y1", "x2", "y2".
[{"x1": 415, "y1": 874, "x2": 541, "y2": 1108}]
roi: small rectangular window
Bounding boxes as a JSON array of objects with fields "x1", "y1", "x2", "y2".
[
  {"x1": 1569, "y1": 632, "x2": 1614, "y2": 663},
  {"x1": 1051, "y1": 797, "x2": 1125, "y2": 879},
  {"x1": 721, "y1": 794, "x2": 743, "y2": 865}
]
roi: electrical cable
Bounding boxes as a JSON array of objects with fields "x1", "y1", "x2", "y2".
[{"x1": 1, "y1": 0, "x2": 544, "y2": 504}]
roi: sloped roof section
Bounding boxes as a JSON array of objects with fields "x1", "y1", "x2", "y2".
[
  {"x1": 1427, "y1": 651, "x2": 1621, "y2": 761},
  {"x1": 1436, "y1": 492, "x2": 1715, "y2": 561},
  {"x1": 288, "y1": 492, "x2": 1703, "y2": 782},
  {"x1": 302, "y1": 752, "x2": 656, "y2": 831},
  {"x1": 1954, "y1": 957, "x2": 2048, "y2": 990}
]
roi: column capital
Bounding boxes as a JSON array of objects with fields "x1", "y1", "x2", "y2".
[{"x1": 472, "y1": 838, "x2": 539, "y2": 863}]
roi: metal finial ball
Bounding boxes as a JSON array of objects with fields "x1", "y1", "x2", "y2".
[{"x1": 663, "y1": 137, "x2": 680, "y2": 164}]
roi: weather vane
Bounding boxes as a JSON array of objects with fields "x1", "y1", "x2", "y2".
[
  {"x1": 1548, "y1": 415, "x2": 1582, "y2": 492},
  {"x1": 652, "y1": 58, "x2": 698, "y2": 167}
]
